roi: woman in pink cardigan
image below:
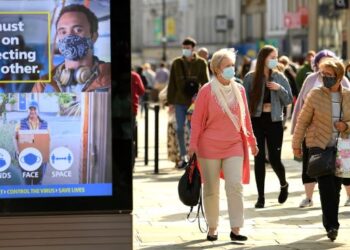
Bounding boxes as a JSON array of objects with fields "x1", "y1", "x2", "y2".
[{"x1": 189, "y1": 49, "x2": 258, "y2": 241}]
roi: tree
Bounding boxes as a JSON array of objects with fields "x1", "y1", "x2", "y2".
[{"x1": 0, "y1": 93, "x2": 16, "y2": 124}]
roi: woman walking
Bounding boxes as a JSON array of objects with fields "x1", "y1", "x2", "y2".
[
  {"x1": 293, "y1": 57, "x2": 350, "y2": 241},
  {"x1": 243, "y1": 45, "x2": 293, "y2": 208},
  {"x1": 189, "y1": 48, "x2": 258, "y2": 241}
]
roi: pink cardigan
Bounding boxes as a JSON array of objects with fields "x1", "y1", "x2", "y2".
[{"x1": 189, "y1": 82, "x2": 257, "y2": 184}]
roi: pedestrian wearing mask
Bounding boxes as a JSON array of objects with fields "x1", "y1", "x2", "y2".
[
  {"x1": 189, "y1": 48, "x2": 258, "y2": 241},
  {"x1": 291, "y1": 50, "x2": 350, "y2": 208},
  {"x1": 167, "y1": 37, "x2": 209, "y2": 168},
  {"x1": 243, "y1": 45, "x2": 293, "y2": 209},
  {"x1": 292, "y1": 57, "x2": 350, "y2": 241}
]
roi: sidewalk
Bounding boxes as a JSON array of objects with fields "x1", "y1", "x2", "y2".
[{"x1": 133, "y1": 108, "x2": 350, "y2": 249}]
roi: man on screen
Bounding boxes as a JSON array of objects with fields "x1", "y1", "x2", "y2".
[
  {"x1": 33, "y1": 4, "x2": 111, "y2": 93},
  {"x1": 14, "y1": 101, "x2": 49, "y2": 185}
]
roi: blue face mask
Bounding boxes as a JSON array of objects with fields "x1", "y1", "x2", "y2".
[
  {"x1": 347, "y1": 72, "x2": 350, "y2": 79},
  {"x1": 21, "y1": 153, "x2": 41, "y2": 166},
  {"x1": 182, "y1": 49, "x2": 192, "y2": 58},
  {"x1": 323, "y1": 76, "x2": 337, "y2": 88},
  {"x1": 222, "y1": 66, "x2": 235, "y2": 80},
  {"x1": 58, "y1": 34, "x2": 94, "y2": 61},
  {"x1": 267, "y1": 59, "x2": 278, "y2": 69},
  {"x1": 0, "y1": 158, "x2": 6, "y2": 167}
]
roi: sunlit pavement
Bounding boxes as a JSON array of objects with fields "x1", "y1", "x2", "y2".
[{"x1": 133, "y1": 107, "x2": 350, "y2": 249}]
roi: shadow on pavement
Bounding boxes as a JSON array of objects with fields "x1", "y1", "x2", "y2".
[{"x1": 138, "y1": 234, "x2": 344, "y2": 250}]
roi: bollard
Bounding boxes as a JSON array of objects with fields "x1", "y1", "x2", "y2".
[
  {"x1": 144, "y1": 102, "x2": 149, "y2": 165},
  {"x1": 135, "y1": 121, "x2": 138, "y2": 158},
  {"x1": 154, "y1": 105, "x2": 160, "y2": 174}
]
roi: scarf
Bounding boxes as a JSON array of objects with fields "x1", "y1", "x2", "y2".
[{"x1": 210, "y1": 76, "x2": 248, "y2": 136}]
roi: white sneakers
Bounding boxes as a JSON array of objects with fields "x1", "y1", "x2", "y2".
[
  {"x1": 299, "y1": 198, "x2": 313, "y2": 208},
  {"x1": 299, "y1": 197, "x2": 350, "y2": 207}
]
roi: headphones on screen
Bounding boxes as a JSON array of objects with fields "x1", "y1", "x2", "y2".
[{"x1": 54, "y1": 60, "x2": 99, "y2": 88}]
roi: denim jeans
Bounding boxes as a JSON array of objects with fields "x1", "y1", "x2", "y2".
[{"x1": 175, "y1": 104, "x2": 189, "y2": 157}]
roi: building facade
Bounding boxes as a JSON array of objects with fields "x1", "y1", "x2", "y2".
[{"x1": 131, "y1": 0, "x2": 350, "y2": 66}]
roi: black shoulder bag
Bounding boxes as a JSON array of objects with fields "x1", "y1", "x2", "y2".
[
  {"x1": 180, "y1": 60, "x2": 199, "y2": 98},
  {"x1": 178, "y1": 154, "x2": 208, "y2": 233},
  {"x1": 307, "y1": 100, "x2": 342, "y2": 178}
]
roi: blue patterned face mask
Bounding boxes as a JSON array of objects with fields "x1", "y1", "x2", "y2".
[{"x1": 58, "y1": 34, "x2": 93, "y2": 61}]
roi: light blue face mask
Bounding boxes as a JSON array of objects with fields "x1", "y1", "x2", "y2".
[
  {"x1": 182, "y1": 49, "x2": 192, "y2": 58},
  {"x1": 222, "y1": 66, "x2": 235, "y2": 80},
  {"x1": 267, "y1": 59, "x2": 278, "y2": 69}
]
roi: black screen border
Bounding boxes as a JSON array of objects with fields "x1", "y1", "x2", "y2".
[{"x1": 0, "y1": 0, "x2": 132, "y2": 215}]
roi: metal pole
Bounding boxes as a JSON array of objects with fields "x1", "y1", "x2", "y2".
[
  {"x1": 135, "y1": 121, "x2": 138, "y2": 158},
  {"x1": 144, "y1": 102, "x2": 149, "y2": 165},
  {"x1": 154, "y1": 105, "x2": 160, "y2": 174},
  {"x1": 162, "y1": 0, "x2": 167, "y2": 61}
]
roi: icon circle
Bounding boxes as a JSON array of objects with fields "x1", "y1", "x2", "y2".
[
  {"x1": 49, "y1": 147, "x2": 74, "y2": 171},
  {"x1": 19, "y1": 147, "x2": 43, "y2": 171},
  {"x1": 0, "y1": 148, "x2": 11, "y2": 172}
]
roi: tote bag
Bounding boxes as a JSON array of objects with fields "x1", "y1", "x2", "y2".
[{"x1": 336, "y1": 137, "x2": 350, "y2": 178}]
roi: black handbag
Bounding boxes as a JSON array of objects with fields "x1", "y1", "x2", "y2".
[
  {"x1": 177, "y1": 154, "x2": 207, "y2": 233},
  {"x1": 307, "y1": 100, "x2": 342, "y2": 178},
  {"x1": 178, "y1": 154, "x2": 201, "y2": 206},
  {"x1": 307, "y1": 147, "x2": 337, "y2": 178}
]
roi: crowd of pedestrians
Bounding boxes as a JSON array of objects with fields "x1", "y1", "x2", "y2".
[{"x1": 132, "y1": 36, "x2": 350, "y2": 242}]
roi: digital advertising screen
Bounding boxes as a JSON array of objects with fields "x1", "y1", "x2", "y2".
[{"x1": 0, "y1": 0, "x2": 131, "y2": 214}]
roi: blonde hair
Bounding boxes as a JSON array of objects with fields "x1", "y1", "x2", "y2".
[
  {"x1": 210, "y1": 48, "x2": 236, "y2": 76},
  {"x1": 319, "y1": 57, "x2": 345, "y2": 83}
]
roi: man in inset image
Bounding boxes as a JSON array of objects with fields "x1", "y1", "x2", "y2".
[
  {"x1": 14, "y1": 101, "x2": 49, "y2": 185},
  {"x1": 33, "y1": 4, "x2": 111, "y2": 93}
]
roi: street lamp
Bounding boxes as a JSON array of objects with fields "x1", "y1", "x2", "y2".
[{"x1": 162, "y1": 0, "x2": 167, "y2": 62}]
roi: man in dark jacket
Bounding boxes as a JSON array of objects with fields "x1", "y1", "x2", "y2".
[{"x1": 167, "y1": 37, "x2": 209, "y2": 168}]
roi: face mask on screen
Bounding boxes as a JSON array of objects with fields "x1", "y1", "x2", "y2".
[{"x1": 58, "y1": 34, "x2": 94, "y2": 61}]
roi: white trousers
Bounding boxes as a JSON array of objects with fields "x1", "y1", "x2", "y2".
[{"x1": 198, "y1": 156, "x2": 244, "y2": 228}]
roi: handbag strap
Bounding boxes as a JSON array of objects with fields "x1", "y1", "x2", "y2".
[
  {"x1": 186, "y1": 189, "x2": 208, "y2": 233},
  {"x1": 335, "y1": 98, "x2": 343, "y2": 148}
]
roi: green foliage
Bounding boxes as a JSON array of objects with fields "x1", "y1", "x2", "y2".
[
  {"x1": 57, "y1": 93, "x2": 74, "y2": 107},
  {"x1": 0, "y1": 123, "x2": 16, "y2": 159}
]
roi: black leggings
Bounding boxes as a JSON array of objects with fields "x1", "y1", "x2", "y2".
[{"x1": 252, "y1": 113, "x2": 287, "y2": 198}]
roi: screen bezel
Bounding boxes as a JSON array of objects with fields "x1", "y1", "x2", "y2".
[{"x1": 0, "y1": 0, "x2": 132, "y2": 215}]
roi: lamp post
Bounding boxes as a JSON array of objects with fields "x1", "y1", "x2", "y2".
[{"x1": 162, "y1": 0, "x2": 167, "y2": 61}]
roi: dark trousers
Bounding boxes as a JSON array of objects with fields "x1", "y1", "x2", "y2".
[
  {"x1": 302, "y1": 140, "x2": 317, "y2": 184},
  {"x1": 317, "y1": 174, "x2": 342, "y2": 231},
  {"x1": 252, "y1": 113, "x2": 287, "y2": 198}
]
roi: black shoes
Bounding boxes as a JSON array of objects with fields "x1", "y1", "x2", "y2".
[
  {"x1": 327, "y1": 228, "x2": 338, "y2": 241},
  {"x1": 230, "y1": 231, "x2": 248, "y2": 241},
  {"x1": 255, "y1": 197, "x2": 265, "y2": 208},
  {"x1": 278, "y1": 183, "x2": 289, "y2": 204},
  {"x1": 206, "y1": 233, "x2": 218, "y2": 241}
]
